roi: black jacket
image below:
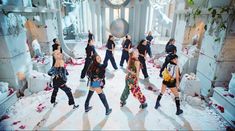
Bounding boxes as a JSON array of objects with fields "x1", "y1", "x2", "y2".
[
  {"x1": 48, "y1": 67, "x2": 69, "y2": 86},
  {"x1": 52, "y1": 44, "x2": 62, "y2": 53},
  {"x1": 88, "y1": 64, "x2": 106, "y2": 81},
  {"x1": 165, "y1": 44, "x2": 177, "y2": 54}
]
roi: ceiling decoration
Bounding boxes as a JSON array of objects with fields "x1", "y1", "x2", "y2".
[
  {"x1": 110, "y1": 18, "x2": 129, "y2": 38},
  {"x1": 104, "y1": 0, "x2": 130, "y2": 8}
]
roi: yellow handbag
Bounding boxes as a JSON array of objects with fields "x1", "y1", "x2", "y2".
[{"x1": 162, "y1": 66, "x2": 175, "y2": 82}]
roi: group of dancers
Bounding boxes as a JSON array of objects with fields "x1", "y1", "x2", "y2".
[{"x1": 48, "y1": 31, "x2": 183, "y2": 116}]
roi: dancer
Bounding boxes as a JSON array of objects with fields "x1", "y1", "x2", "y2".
[
  {"x1": 52, "y1": 38, "x2": 62, "y2": 66},
  {"x1": 120, "y1": 35, "x2": 132, "y2": 67},
  {"x1": 160, "y1": 38, "x2": 177, "y2": 78},
  {"x1": 88, "y1": 30, "x2": 94, "y2": 41},
  {"x1": 120, "y1": 50, "x2": 147, "y2": 109},
  {"x1": 103, "y1": 35, "x2": 118, "y2": 70},
  {"x1": 84, "y1": 54, "x2": 112, "y2": 115},
  {"x1": 48, "y1": 50, "x2": 79, "y2": 109},
  {"x1": 81, "y1": 39, "x2": 96, "y2": 79},
  {"x1": 137, "y1": 40, "x2": 149, "y2": 79},
  {"x1": 154, "y1": 54, "x2": 183, "y2": 115},
  {"x1": 165, "y1": 38, "x2": 176, "y2": 54},
  {"x1": 146, "y1": 31, "x2": 153, "y2": 58}
]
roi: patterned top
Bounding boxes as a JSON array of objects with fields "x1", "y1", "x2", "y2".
[{"x1": 166, "y1": 63, "x2": 177, "y2": 78}]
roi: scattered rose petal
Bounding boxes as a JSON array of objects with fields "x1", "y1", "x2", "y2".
[
  {"x1": 44, "y1": 86, "x2": 53, "y2": 91},
  {"x1": 0, "y1": 115, "x2": 10, "y2": 122},
  {"x1": 12, "y1": 121, "x2": 21, "y2": 125},
  {"x1": 217, "y1": 106, "x2": 224, "y2": 113},
  {"x1": 19, "y1": 125, "x2": 26, "y2": 129},
  {"x1": 8, "y1": 88, "x2": 14, "y2": 96},
  {"x1": 148, "y1": 86, "x2": 153, "y2": 90},
  {"x1": 229, "y1": 94, "x2": 234, "y2": 98}
]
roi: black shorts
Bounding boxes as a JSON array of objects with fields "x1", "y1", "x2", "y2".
[{"x1": 162, "y1": 79, "x2": 176, "y2": 88}]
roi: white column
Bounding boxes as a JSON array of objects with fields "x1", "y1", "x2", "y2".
[
  {"x1": 139, "y1": 2, "x2": 147, "y2": 39},
  {"x1": 145, "y1": 6, "x2": 150, "y2": 33},
  {"x1": 109, "y1": 8, "x2": 114, "y2": 30},
  {"x1": 96, "y1": 0, "x2": 102, "y2": 42},
  {"x1": 87, "y1": 0, "x2": 92, "y2": 32},
  {"x1": 148, "y1": 6, "x2": 153, "y2": 31},
  {"x1": 129, "y1": 6, "x2": 134, "y2": 43},
  {"x1": 134, "y1": 2, "x2": 140, "y2": 43},
  {"x1": 80, "y1": 0, "x2": 84, "y2": 32},
  {"x1": 101, "y1": 7, "x2": 106, "y2": 43},
  {"x1": 90, "y1": 1, "x2": 96, "y2": 39},
  {"x1": 121, "y1": 7, "x2": 125, "y2": 19},
  {"x1": 83, "y1": 1, "x2": 88, "y2": 32}
]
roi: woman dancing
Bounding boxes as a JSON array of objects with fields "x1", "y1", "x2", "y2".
[
  {"x1": 48, "y1": 50, "x2": 79, "y2": 109},
  {"x1": 154, "y1": 54, "x2": 183, "y2": 115},
  {"x1": 120, "y1": 49, "x2": 147, "y2": 109},
  {"x1": 103, "y1": 35, "x2": 118, "y2": 70},
  {"x1": 137, "y1": 40, "x2": 149, "y2": 79},
  {"x1": 80, "y1": 39, "x2": 96, "y2": 79},
  {"x1": 84, "y1": 54, "x2": 112, "y2": 115}
]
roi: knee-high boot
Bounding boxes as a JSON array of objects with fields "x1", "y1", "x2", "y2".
[
  {"x1": 155, "y1": 93, "x2": 163, "y2": 109},
  {"x1": 98, "y1": 93, "x2": 112, "y2": 115},
  {"x1": 175, "y1": 97, "x2": 183, "y2": 115},
  {"x1": 85, "y1": 90, "x2": 94, "y2": 112}
]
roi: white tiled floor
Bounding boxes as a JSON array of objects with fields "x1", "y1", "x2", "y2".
[{"x1": 0, "y1": 42, "x2": 228, "y2": 130}]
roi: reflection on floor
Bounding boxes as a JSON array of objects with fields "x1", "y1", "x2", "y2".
[{"x1": 0, "y1": 42, "x2": 228, "y2": 130}]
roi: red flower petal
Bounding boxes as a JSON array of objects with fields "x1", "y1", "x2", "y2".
[
  {"x1": 19, "y1": 125, "x2": 26, "y2": 129},
  {"x1": 12, "y1": 121, "x2": 21, "y2": 125},
  {"x1": 0, "y1": 115, "x2": 10, "y2": 122}
]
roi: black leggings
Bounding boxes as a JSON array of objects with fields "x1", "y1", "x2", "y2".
[{"x1": 138, "y1": 56, "x2": 149, "y2": 78}]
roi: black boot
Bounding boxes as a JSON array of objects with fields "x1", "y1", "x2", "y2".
[
  {"x1": 53, "y1": 101, "x2": 58, "y2": 107},
  {"x1": 139, "y1": 103, "x2": 148, "y2": 109},
  {"x1": 85, "y1": 90, "x2": 94, "y2": 112},
  {"x1": 155, "y1": 93, "x2": 162, "y2": 109},
  {"x1": 73, "y1": 104, "x2": 79, "y2": 109},
  {"x1": 120, "y1": 101, "x2": 126, "y2": 107},
  {"x1": 175, "y1": 97, "x2": 183, "y2": 115},
  {"x1": 98, "y1": 93, "x2": 112, "y2": 115}
]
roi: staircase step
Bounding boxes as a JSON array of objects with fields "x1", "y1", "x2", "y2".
[
  {"x1": 212, "y1": 87, "x2": 235, "y2": 117},
  {"x1": 210, "y1": 98, "x2": 235, "y2": 128},
  {"x1": 0, "y1": 92, "x2": 18, "y2": 116}
]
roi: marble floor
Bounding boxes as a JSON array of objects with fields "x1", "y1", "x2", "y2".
[{"x1": 0, "y1": 41, "x2": 228, "y2": 130}]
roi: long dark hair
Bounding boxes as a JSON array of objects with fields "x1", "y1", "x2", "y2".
[
  {"x1": 53, "y1": 38, "x2": 57, "y2": 43},
  {"x1": 106, "y1": 35, "x2": 113, "y2": 47},
  {"x1": 137, "y1": 39, "x2": 146, "y2": 49},
  {"x1": 88, "y1": 54, "x2": 100, "y2": 74},
  {"x1": 165, "y1": 38, "x2": 175, "y2": 52},
  {"x1": 86, "y1": 39, "x2": 92, "y2": 48},
  {"x1": 169, "y1": 54, "x2": 178, "y2": 64}
]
